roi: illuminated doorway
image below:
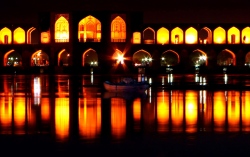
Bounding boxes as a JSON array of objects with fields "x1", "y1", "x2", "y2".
[
  {"x1": 13, "y1": 27, "x2": 25, "y2": 44},
  {"x1": 213, "y1": 27, "x2": 226, "y2": 44},
  {"x1": 0, "y1": 27, "x2": 12, "y2": 44},
  {"x1": 31, "y1": 50, "x2": 49, "y2": 66},
  {"x1": 55, "y1": 15, "x2": 69, "y2": 43},
  {"x1": 242, "y1": 27, "x2": 250, "y2": 44},
  {"x1": 133, "y1": 49, "x2": 152, "y2": 67},
  {"x1": 157, "y1": 27, "x2": 169, "y2": 45},
  {"x1": 199, "y1": 27, "x2": 212, "y2": 44},
  {"x1": 185, "y1": 27, "x2": 198, "y2": 44},
  {"x1": 171, "y1": 27, "x2": 183, "y2": 44},
  {"x1": 228, "y1": 26, "x2": 240, "y2": 44},
  {"x1": 111, "y1": 16, "x2": 126, "y2": 42},
  {"x1": 82, "y1": 48, "x2": 98, "y2": 66}
]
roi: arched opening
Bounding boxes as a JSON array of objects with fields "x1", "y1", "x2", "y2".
[
  {"x1": 217, "y1": 49, "x2": 236, "y2": 66},
  {"x1": 242, "y1": 27, "x2": 250, "y2": 44},
  {"x1": 132, "y1": 32, "x2": 141, "y2": 44},
  {"x1": 133, "y1": 49, "x2": 152, "y2": 67},
  {"x1": 157, "y1": 27, "x2": 169, "y2": 45},
  {"x1": 228, "y1": 26, "x2": 240, "y2": 44},
  {"x1": 143, "y1": 27, "x2": 155, "y2": 44},
  {"x1": 191, "y1": 49, "x2": 208, "y2": 66},
  {"x1": 78, "y1": 15, "x2": 101, "y2": 42},
  {"x1": 111, "y1": 16, "x2": 126, "y2": 42},
  {"x1": 0, "y1": 27, "x2": 12, "y2": 44},
  {"x1": 4, "y1": 49, "x2": 22, "y2": 66},
  {"x1": 171, "y1": 27, "x2": 183, "y2": 44},
  {"x1": 58, "y1": 49, "x2": 70, "y2": 66},
  {"x1": 161, "y1": 50, "x2": 180, "y2": 66},
  {"x1": 27, "y1": 27, "x2": 36, "y2": 44},
  {"x1": 213, "y1": 26, "x2": 226, "y2": 44},
  {"x1": 185, "y1": 27, "x2": 198, "y2": 44},
  {"x1": 14, "y1": 27, "x2": 25, "y2": 44},
  {"x1": 245, "y1": 52, "x2": 250, "y2": 65},
  {"x1": 82, "y1": 48, "x2": 98, "y2": 66},
  {"x1": 199, "y1": 27, "x2": 212, "y2": 44},
  {"x1": 55, "y1": 16, "x2": 69, "y2": 43},
  {"x1": 31, "y1": 50, "x2": 49, "y2": 66}
]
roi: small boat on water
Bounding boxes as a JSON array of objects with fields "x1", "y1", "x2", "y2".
[{"x1": 103, "y1": 78, "x2": 150, "y2": 92}]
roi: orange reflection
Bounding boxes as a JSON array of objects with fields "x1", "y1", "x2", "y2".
[
  {"x1": 157, "y1": 91, "x2": 169, "y2": 132},
  {"x1": 41, "y1": 98, "x2": 50, "y2": 122},
  {"x1": 111, "y1": 98, "x2": 126, "y2": 139},
  {"x1": 78, "y1": 98, "x2": 101, "y2": 139},
  {"x1": 185, "y1": 90, "x2": 198, "y2": 133},
  {"x1": 55, "y1": 98, "x2": 69, "y2": 140},
  {"x1": 133, "y1": 98, "x2": 141, "y2": 131},
  {"x1": 242, "y1": 91, "x2": 250, "y2": 131},
  {"x1": 171, "y1": 90, "x2": 184, "y2": 132},
  {"x1": 213, "y1": 91, "x2": 226, "y2": 132},
  {"x1": 14, "y1": 97, "x2": 25, "y2": 134},
  {"x1": 0, "y1": 97, "x2": 12, "y2": 134},
  {"x1": 227, "y1": 91, "x2": 240, "y2": 132}
]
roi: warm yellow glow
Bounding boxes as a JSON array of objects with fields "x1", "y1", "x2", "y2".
[
  {"x1": 185, "y1": 27, "x2": 198, "y2": 44},
  {"x1": 31, "y1": 50, "x2": 49, "y2": 66},
  {"x1": 14, "y1": 97, "x2": 25, "y2": 134},
  {"x1": 111, "y1": 16, "x2": 126, "y2": 42},
  {"x1": 157, "y1": 27, "x2": 169, "y2": 45},
  {"x1": 171, "y1": 90, "x2": 184, "y2": 132},
  {"x1": 157, "y1": 91, "x2": 169, "y2": 132},
  {"x1": 214, "y1": 91, "x2": 226, "y2": 132},
  {"x1": 227, "y1": 91, "x2": 240, "y2": 132},
  {"x1": 0, "y1": 97, "x2": 12, "y2": 134},
  {"x1": 0, "y1": 27, "x2": 12, "y2": 44},
  {"x1": 133, "y1": 98, "x2": 141, "y2": 120},
  {"x1": 41, "y1": 98, "x2": 50, "y2": 122},
  {"x1": 185, "y1": 90, "x2": 198, "y2": 133},
  {"x1": 113, "y1": 49, "x2": 125, "y2": 64},
  {"x1": 78, "y1": 98, "x2": 101, "y2": 139},
  {"x1": 213, "y1": 27, "x2": 226, "y2": 44},
  {"x1": 41, "y1": 31, "x2": 50, "y2": 43},
  {"x1": 143, "y1": 27, "x2": 155, "y2": 44},
  {"x1": 133, "y1": 32, "x2": 141, "y2": 44},
  {"x1": 78, "y1": 15, "x2": 101, "y2": 42},
  {"x1": 242, "y1": 27, "x2": 250, "y2": 44},
  {"x1": 227, "y1": 26, "x2": 240, "y2": 44},
  {"x1": 55, "y1": 98, "x2": 69, "y2": 140},
  {"x1": 14, "y1": 27, "x2": 25, "y2": 44},
  {"x1": 242, "y1": 91, "x2": 250, "y2": 131},
  {"x1": 133, "y1": 49, "x2": 152, "y2": 67},
  {"x1": 171, "y1": 27, "x2": 183, "y2": 44},
  {"x1": 111, "y1": 98, "x2": 126, "y2": 139},
  {"x1": 27, "y1": 27, "x2": 36, "y2": 44},
  {"x1": 55, "y1": 16, "x2": 69, "y2": 43}
]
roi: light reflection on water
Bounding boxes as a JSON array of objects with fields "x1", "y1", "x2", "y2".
[{"x1": 0, "y1": 74, "x2": 250, "y2": 143}]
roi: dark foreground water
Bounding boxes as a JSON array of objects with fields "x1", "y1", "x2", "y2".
[{"x1": 1, "y1": 74, "x2": 250, "y2": 157}]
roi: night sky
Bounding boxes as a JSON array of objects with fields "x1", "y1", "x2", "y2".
[{"x1": 1, "y1": 0, "x2": 250, "y2": 23}]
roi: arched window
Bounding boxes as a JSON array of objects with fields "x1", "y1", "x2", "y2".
[
  {"x1": 217, "y1": 49, "x2": 236, "y2": 66},
  {"x1": 157, "y1": 27, "x2": 169, "y2": 45},
  {"x1": 27, "y1": 27, "x2": 36, "y2": 44},
  {"x1": 228, "y1": 26, "x2": 240, "y2": 44},
  {"x1": 199, "y1": 27, "x2": 212, "y2": 44},
  {"x1": 78, "y1": 15, "x2": 101, "y2": 42},
  {"x1": 14, "y1": 27, "x2": 25, "y2": 44},
  {"x1": 0, "y1": 27, "x2": 12, "y2": 44},
  {"x1": 132, "y1": 32, "x2": 141, "y2": 44},
  {"x1": 143, "y1": 27, "x2": 155, "y2": 44},
  {"x1": 185, "y1": 27, "x2": 198, "y2": 44},
  {"x1": 171, "y1": 27, "x2": 183, "y2": 44},
  {"x1": 213, "y1": 27, "x2": 226, "y2": 44},
  {"x1": 111, "y1": 16, "x2": 126, "y2": 42},
  {"x1": 242, "y1": 27, "x2": 250, "y2": 44},
  {"x1": 55, "y1": 16, "x2": 69, "y2": 43},
  {"x1": 82, "y1": 48, "x2": 98, "y2": 66}
]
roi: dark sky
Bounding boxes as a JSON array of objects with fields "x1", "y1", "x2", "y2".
[{"x1": 1, "y1": 0, "x2": 250, "y2": 23}]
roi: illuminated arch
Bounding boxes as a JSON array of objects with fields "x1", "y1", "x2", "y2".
[
  {"x1": 58, "y1": 49, "x2": 70, "y2": 66},
  {"x1": 171, "y1": 27, "x2": 183, "y2": 44},
  {"x1": 133, "y1": 49, "x2": 152, "y2": 67},
  {"x1": 3, "y1": 49, "x2": 22, "y2": 66},
  {"x1": 191, "y1": 49, "x2": 208, "y2": 66},
  {"x1": 31, "y1": 50, "x2": 49, "y2": 66},
  {"x1": 157, "y1": 27, "x2": 169, "y2": 45},
  {"x1": 0, "y1": 27, "x2": 12, "y2": 44},
  {"x1": 199, "y1": 27, "x2": 212, "y2": 44},
  {"x1": 213, "y1": 27, "x2": 226, "y2": 44},
  {"x1": 78, "y1": 15, "x2": 101, "y2": 42},
  {"x1": 14, "y1": 27, "x2": 25, "y2": 44},
  {"x1": 132, "y1": 32, "x2": 141, "y2": 44},
  {"x1": 55, "y1": 16, "x2": 69, "y2": 43},
  {"x1": 111, "y1": 16, "x2": 126, "y2": 42},
  {"x1": 227, "y1": 26, "x2": 240, "y2": 44},
  {"x1": 161, "y1": 50, "x2": 180, "y2": 66},
  {"x1": 245, "y1": 52, "x2": 250, "y2": 64},
  {"x1": 242, "y1": 27, "x2": 250, "y2": 44},
  {"x1": 143, "y1": 27, "x2": 155, "y2": 44},
  {"x1": 217, "y1": 49, "x2": 236, "y2": 66},
  {"x1": 83, "y1": 48, "x2": 98, "y2": 66},
  {"x1": 27, "y1": 27, "x2": 36, "y2": 44},
  {"x1": 185, "y1": 27, "x2": 198, "y2": 44}
]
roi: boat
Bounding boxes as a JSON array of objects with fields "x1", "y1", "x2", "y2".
[{"x1": 103, "y1": 78, "x2": 150, "y2": 92}]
